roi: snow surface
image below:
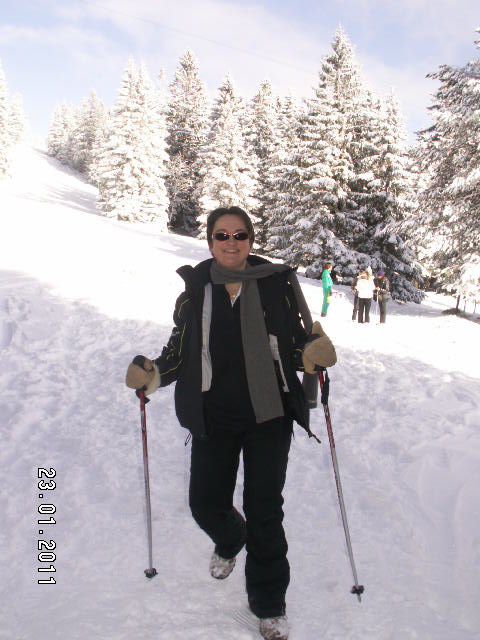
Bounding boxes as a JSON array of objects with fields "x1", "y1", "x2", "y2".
[{"x1": 1, "y1": 145, "x2": 479, "y2": 640}]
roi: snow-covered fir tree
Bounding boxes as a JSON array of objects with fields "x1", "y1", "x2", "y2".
[
  {"x1": 96, "y1": 60, "x2": 169, "y2": 224},
  {"x1": 341, "y1": 88, "x2": 382, "y2": 252},
  {"x1": 263, "y1": 95, "x2": 302, "y2": 256},
  {"x1": 0, "y1": 60, "x2": 11, "y2": 178},
  {"x1": 247, "y1": 80, "x2": 279, "y2": 249},
  {"x1": 69, "y1": 91, "x2": 107, "y2": 176},
  {"x1": 165, "y1": 51, "x2": 209, "y2": 234},
  {"x1": 47, "y1": 103, "x2": 76, "y2": 162},
  {"x1": 346, "y1": 90, "x2": 423, "y2": 301},
  {"x1": 47, "y1": 94, "x2": 106, "y2": 177},
  {"x1": 417, "y1": 30, "x2": 480, "y2": 300},
  {"x1": 198, "y1": 76, "x2": 258, "y2": 233},
  {"x1": 8, "y1": 93, "x2": 27, "y2": 145},
  {"x1": 368, "y1": 93, "x2": 423, "y2": 300},
  {"x1": 87, "y1": 106, "x2": 110, "y2": 185},
  {"x1": 0, "y1": 62, "x2": 29, "y2": 179},
  {"x1": 280, "y1": 28, "x2": 360, "y2": 272},
  {"x1": 270, "y1": 28, "x2": 421, "y2": 301}
]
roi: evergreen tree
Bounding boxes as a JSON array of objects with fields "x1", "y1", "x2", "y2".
[
  {"x1": 272, "y1": 28, "x2": 422, "y2": 301},
  {"x1": 88, "y1": 106, "x2": 110, "y2": 186},
  {"x1": 417, "y1": 30, "x2": 480, "y2": 299},
  {"x1": 70, "y1": 91, "x2": 107, "y2": 176},
  {"x1": 343, "y1": 89, "x2": 381, "y2": 251},
  {"x1": 281, "y1": 28, "x2": 360, "y2": 272},
  {"x1": 349, "y1": 91, "x2": 423, "y2": 301},
  {"x1": 371, "y1": 93, "x2": 423, "y2": 300},
  {"x1": 263, "y1": 96, "x2": 302, "y2": 256},
  {"x1": 8, "y1": 93, "x2": 27, "y2": 145},
  {"x1": 165, "y1": 51, "x2": 209, "y2": 234},
  {"x1": 47, "y1": 103, "x2": 76, "y2": 161},
  {"x1": 96, "y1": 60, "x2": 169, "y2": 225},
  {"x1": 198, "y1": 76, "x2": 258, "y2": 233},
  {"x1": 0, "y1": 60, "x2": 11, "y2": 178},
  {"x1": 247, "y1": 80, "x2": 279, "y2": 249}
]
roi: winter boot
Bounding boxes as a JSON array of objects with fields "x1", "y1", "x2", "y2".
[
  {"x1": 209, "y1": 551, "x2": 236, "y2": 579},
  {"x1": 259, "y1": 615, "x2": 289, "y2": 640}
]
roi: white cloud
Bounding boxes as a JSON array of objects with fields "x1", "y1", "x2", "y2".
[
  {"x1": 8, "y1": 0, "x2": 478, "y2": 137},
  {"x1": 333, "y1": 0, "x2": 479, "y2": 59},
  {"x1": 0, "y1": 21, "x2": 128, "y2": 99},
  {"x1": 48, "y1": 0, "x2": 327, "y2": 84},
  {"x1": 0, "y1": 23, "x2": 110, "y2": 50}
]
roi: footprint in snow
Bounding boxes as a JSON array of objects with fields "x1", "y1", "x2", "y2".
[{"x1": 0, "y1": 297, "x2": 15, "y2": 351}]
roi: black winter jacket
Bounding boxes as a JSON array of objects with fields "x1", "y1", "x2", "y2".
[
  {"x1": 374, "y1": 276, "x2": 391, "y2": 302},
  {"x1": 154, "y1": 255, "x2": 312, "y2": 439}
]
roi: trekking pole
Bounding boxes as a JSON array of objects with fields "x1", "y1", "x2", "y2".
[
  {"x1": 317, "y1": 368, "x2": 364, "y2": 601},
  {"x1": 137, "y1": 390, "x2": 158, "y2": 579}
]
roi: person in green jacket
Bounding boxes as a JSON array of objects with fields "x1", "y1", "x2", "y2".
[{"x1": 321, "y1": 262, "x2": 333, "y2": 317}]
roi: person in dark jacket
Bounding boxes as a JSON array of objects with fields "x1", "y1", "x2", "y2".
[
  {"x1": 351, "y1": 272, "x2": 360, "y2": 321},
  {"x1": 125, "y1": 206, "x2": 337, "y2": 640},
  {"x1": 374, "y1": 271, "x2": 391, "y2": 324}
]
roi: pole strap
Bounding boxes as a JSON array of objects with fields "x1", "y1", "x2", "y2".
[{"x1": 319, "y1": 367, "x2": 330, "y2": 405}]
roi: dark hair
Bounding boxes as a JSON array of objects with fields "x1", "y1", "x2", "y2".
[
  {"x1": 206, "y1": 206, "x2": 255, "y2": 246},
  {"x1": 324, "y1": 262, "x2": 333, "y2": 269}
]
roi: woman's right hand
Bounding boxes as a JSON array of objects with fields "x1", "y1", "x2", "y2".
[{"x1": 125, "y1": 355, "x2": 159, "y2": 394}]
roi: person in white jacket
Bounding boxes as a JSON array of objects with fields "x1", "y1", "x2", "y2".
[{"x1": 355, "y1": 270, "x2": 375, "y2": 323}]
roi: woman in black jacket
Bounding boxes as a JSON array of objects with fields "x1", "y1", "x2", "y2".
[
  {"x1": 374, "y1": 271, "x2": 391, "y2": 324},
  {"x1": 126, "y1": 206, "x2": 336, "y2": 640}
]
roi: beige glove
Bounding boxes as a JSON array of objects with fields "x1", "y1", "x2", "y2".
[
  {"x1": 302, "y1": 321, "x2": 337, "y2": 372},
  {"x1": 125, "y1": 356, "x2": 160, "y2": 396}
]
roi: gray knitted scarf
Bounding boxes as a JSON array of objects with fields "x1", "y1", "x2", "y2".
[{"x1": 208, "y1": 260, "x2": 316, "y2": 424}]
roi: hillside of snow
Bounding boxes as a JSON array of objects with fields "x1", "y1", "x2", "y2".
[{"x1": 1, "y1": 145, "x2": 479, "y2": 640}]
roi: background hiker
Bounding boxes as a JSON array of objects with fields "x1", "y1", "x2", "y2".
[
  {"x1": 321, "y1": 261, "x2": 333, "y2": 317},
  {"x1": 374, "y1": 270, "x2": 391, "y2": 323},
  {"x1": 351, "y1": 271, "x2": 360, "y2": 321},
  {"x1": 356, "y1": 269, "x2": 375, "y2": 323}
]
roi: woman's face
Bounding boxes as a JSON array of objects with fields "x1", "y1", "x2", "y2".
[{"x1": 210, "y1": 214, "x2": 252, "y2": 271}]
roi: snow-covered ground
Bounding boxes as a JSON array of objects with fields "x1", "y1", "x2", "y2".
[{"x1": 1, "y1": 145, "x2": 479, "y2": 640}]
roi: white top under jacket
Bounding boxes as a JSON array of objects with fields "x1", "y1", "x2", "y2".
[{"x1": 356, "y1": 277, "x2": 376, "y2": 299}]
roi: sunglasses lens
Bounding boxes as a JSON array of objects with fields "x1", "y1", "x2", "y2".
[
  {"x1": 213, "y1": 231, "x2": 249, "y2": 241},
  {"x1": 214, "y1": 232, "x2": 230, "y2": 241}
]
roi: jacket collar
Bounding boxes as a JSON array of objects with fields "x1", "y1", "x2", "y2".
[{"x1": 176, "y1": 254, "x2": 274, "y2": 290}]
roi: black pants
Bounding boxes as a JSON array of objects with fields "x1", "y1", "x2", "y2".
[
  {"x1": 352, "y1": 292, "x2": 359, "y2": 320},
  {"x1": 358, "y1": 298, "x2": 372, "y2": 323},
  {"x1": 189, "y1": 418, "x2": 292, "y2": 619}
]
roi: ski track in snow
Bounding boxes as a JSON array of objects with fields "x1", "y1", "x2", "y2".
[{"x1": 1, "y1": 145, "x2": 479, "y2": 640}]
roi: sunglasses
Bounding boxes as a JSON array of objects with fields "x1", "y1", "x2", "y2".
[{"x1": 213, "y1": 231, "x2": 250, "y2": 242}]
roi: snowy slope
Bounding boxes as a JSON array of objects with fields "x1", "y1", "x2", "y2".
[{"x1": 0, "y1": 145, "x2": 479, "y2": 640}]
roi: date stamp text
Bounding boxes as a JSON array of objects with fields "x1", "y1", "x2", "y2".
[{"x1": 37, "y1": 467, "x2": 56, "y2": 584}]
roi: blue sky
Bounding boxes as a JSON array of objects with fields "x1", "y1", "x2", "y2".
[{"x1": 1, "y1": 0, "x2": 479, "y2": 141}]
